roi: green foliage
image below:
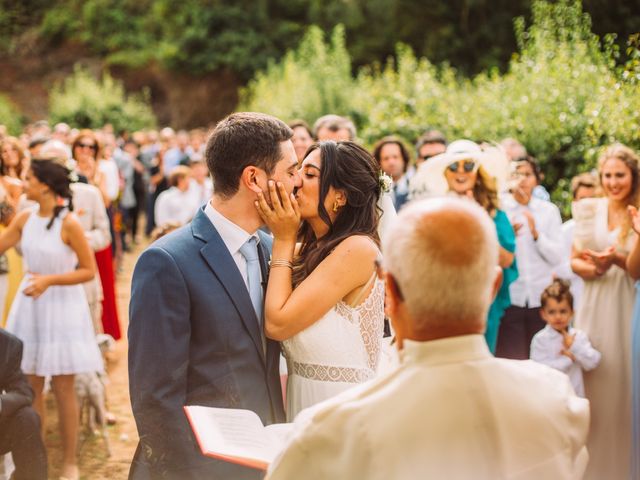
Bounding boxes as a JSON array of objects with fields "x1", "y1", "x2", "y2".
[
  {"x1": 0, "y1": 94, "x2": 24, "y2": 135},
  {"x1": 241, "y1": 0, "x2": 640, "y2": 216},
  {"x1": 37, "y1": 0, "x2": 308, "y2": 79},
  {"x1": 239, "y1": 25, "x2": 353, "y2": 122},
  {"x1": 0, "y1": 0, "x2": 51, "y2": 51},
  {"x1": 3, "y1": 1, "x2": 640, "y2": 81},
  {"x1": 49, "y1": 66, "x2": 157, "y2": 132}
]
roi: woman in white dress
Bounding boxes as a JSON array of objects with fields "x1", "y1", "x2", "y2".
[
  {"x1": 256, "y1": 141, "x2": 385, "y2": 420},
  {"x1": 3, "y1": 158, "x2": 103, "y2": 480},
  {"x1": 571, "y1": 144, "x2": 638, "y2": 480}
]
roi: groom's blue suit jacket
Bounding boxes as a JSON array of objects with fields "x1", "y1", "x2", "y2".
[{"x1": 128, "y1": 207, "x2": 285, "y2": 479}]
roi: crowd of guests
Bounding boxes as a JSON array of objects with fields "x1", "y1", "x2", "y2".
[
  {"x1": 372, "y1": 126, "x2": 639, "y2": 480},
  {"x1": 0, "y1": 111, "x2": 638, "y2": 479}
]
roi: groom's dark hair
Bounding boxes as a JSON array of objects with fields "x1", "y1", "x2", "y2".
[{"x1": 205, "y1": 112, "x2": 293, "y2": 198}]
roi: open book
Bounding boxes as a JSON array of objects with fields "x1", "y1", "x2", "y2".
[{"x1": 184, "y1": 405, "x2": 293, "y2": 471}]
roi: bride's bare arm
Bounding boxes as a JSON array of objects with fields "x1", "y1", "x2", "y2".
[
  {"x1": 265, "y1": 235, "x2": 378, "y2": 341},
  {"x1": 255, "y1": 181, "x2": 379, "y2": 341}
]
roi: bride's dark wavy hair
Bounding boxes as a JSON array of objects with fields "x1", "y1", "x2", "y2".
[
  {"x1": 292, "y1": 141, "x2": 380, "y2": 286},
  {"x1": 30, "y1": 158, "x2": 74, "y2": 230}
]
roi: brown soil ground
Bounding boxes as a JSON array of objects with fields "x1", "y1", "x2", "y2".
[{"x1": 44, "y1": 242, "x2": 143, "y2": 479}]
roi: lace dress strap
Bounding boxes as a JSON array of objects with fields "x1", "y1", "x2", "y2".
[
  {"x1": 357, "y1": 279, "x2": 385, "y2": 371},
  {"x1": 347, "y1": 271, "x2": 378, "y2": 308}
]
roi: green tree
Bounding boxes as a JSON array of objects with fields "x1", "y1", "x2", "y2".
[
  {"x1": 49, "y1": 66, "x2": 157, "y2": 131},
  {"x1": 242, "y1": 0, "x2": 640, "y2": 216},
  {"x1": 5, "y1": 0, "x2": 637, "y2": 79},
  {"x1": 0, "y1": 95, "x2": 24, "y2": 135}
]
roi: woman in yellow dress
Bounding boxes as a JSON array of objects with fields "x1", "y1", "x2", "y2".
[{"x1": 0, "y1": 136, "x2": 25, "y2": 325}]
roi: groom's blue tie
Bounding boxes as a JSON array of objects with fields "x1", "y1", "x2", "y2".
[{"x1": 239, "y1": 237, "x2": 263, "y2": 329}]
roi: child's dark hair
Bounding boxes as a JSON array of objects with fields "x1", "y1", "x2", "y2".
[
  {"x1": 30, "y1": 158, "x2": 74, "y2": 229},
  {"x1": 541, "y1": 278, "x2": 573, "y2": 310}
]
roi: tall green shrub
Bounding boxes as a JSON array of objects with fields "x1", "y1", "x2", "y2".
[
  {"x1": 239, "y1": 25, "x2": 355, "y2": 124},
  {"x1": 49, "y1": 66, "x2": 157, "y2": 132},
  {"x1": 0, "y1": 94, "x2": 23, "y2": 135},
  {"x1": 240, "y1": 0, "x2": 640, "y2": 215}
]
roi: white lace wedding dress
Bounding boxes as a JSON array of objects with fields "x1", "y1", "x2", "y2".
[{"x1": 281, "y1": 275, "x2": 385, "y2": 421}]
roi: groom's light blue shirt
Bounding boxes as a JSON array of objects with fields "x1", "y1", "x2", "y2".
[{"x1": 204, "y1": 201, "x2": 260, "y2": 290}]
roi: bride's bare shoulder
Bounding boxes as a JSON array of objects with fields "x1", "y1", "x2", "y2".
[{"x1": 332, "y1": 235, "x2": 379, "y2": 260}]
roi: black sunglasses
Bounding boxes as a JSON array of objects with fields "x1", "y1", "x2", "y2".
[
  {"x1": 77, "y1": 142, "x2": 97, "y2": 151},
  {"x1": 447, "y1": 160, "x2": 477, "y2": 173}
]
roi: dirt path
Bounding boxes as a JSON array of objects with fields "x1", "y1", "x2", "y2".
[{"x1": 45, "y1": 243, "x2": 142, "y2": 479}]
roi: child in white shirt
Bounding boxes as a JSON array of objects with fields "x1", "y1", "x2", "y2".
[{"x1": 530, "y1": 278, "x2": 600, "y2": 397}]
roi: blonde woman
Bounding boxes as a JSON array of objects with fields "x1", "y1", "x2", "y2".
[{"x1": 571, "y1": 144, "x2": 639, "y2": 480}]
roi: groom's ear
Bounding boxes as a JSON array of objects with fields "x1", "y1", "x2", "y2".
[{"x1": 242, "y1": 166, "x2": 262, "y2": 194}]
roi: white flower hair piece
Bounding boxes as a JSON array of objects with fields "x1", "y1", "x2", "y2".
[
  {"x1": 379, "y1": 171, "x2": 393, "y2": 194},
  {"x1": 65, "y1": 160, "x2": 79, "y2": 183}
]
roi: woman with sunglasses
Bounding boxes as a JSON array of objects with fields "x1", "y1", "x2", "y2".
[
  {"x1": 71, "y1": 131, "x2": 121, "y2": 341},
  {"x1": 71, "y1": 131, "x2": 109, "y2": 207},
  {"x1": 255, "y1": 141, "x2": 385, "y2": 420},
  {"x1": 412, "y1": 140, "x2": 518, "y2": 353}
]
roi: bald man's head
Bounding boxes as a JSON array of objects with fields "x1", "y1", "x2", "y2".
[{"x1": 383, "y1": 198, "x2": 499, "y2": 337}]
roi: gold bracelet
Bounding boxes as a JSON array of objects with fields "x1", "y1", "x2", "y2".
[{"x1": 270, "y1": 259, "x2": 293, "y2": 269}]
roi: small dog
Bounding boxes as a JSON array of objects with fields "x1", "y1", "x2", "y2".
[
  {"x1": 75, "y1": 334, "x2": 116, "y2": 457},
  {"x1": 75, "y1": 371, "x2": 111, "y2": 456}
]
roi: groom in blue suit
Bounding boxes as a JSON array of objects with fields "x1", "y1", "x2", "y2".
[{"x1": 128, "y1": 112, "x2": 302, "y2": 479}]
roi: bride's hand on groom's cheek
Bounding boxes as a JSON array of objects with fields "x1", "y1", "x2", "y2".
[{"x1": 255, "y1": 180, "x2": 300, "y2": 241}]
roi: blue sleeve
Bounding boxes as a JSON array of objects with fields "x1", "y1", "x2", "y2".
[
  {"x1": 128, "y1": 246, "x2": 197, "y2": 473},
  {"x1": 494, "y1": 210, "x2": 518, "y2": 304},
  {"x1": 494, "y1": 209, "x2": 516, "y2": 253}
]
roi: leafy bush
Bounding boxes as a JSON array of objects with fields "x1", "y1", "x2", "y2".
[
  {"x1": 240, "y1": 0, "x2": 640, "y2": 216},
  {"x1": 239, "y1": 25, "x2": 354, "y2": 123},
  {"x1": 0, "y1": 94, "x2": 23, "y2": 135},
  {"x1": 49, "y1": 66, "x2": 157, "y2": 132}
]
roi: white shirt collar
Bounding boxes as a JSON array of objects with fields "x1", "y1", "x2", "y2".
[
  {"x1": 400, "y1": 334, "x2": 491, "y2": 366},
  {"x1": 203, "y1": 202, "x2": 259, "y2": 255}
]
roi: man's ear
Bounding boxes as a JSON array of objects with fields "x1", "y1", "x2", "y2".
[
  {"x1": 491, "y1": 266, "x2": 503, "y2": 302},
  {"x1": 385, "y1": 272, "x2": 406, "y2": 350},
  {"x1": 384, "y1": 272, "x2": 403, "y2": 317},
  {"x1": 242, "y1": 166, "x2": 261, "y2": 194}
]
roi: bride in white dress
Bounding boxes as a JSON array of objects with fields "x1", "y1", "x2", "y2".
[{"x1": 256, "y1": 140, "x2": 385, "y2": 420}]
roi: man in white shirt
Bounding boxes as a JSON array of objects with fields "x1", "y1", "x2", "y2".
[
  {"x1": 497, "y1": 157, "x2": 563, "y2": 359},
  {"x1": 154, "y1": 165, "x2": 199, "y2": 227},
  {"x1": 372, "y1": 136, "x2": 412, "y2": 211},
  {"x1": 267, "y1": 197, "x2": 589, "y2": 480},
  {"x1": 553, "y1": 172, "x2": 598, "y2": 311}
]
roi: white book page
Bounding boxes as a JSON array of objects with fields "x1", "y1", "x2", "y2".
[
  {"x1": 187, "y1": 406, "x2": 279, "y2": 464},
  {"x1": 264, "y1": 422, "x2": 294, "y2": 446}
]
